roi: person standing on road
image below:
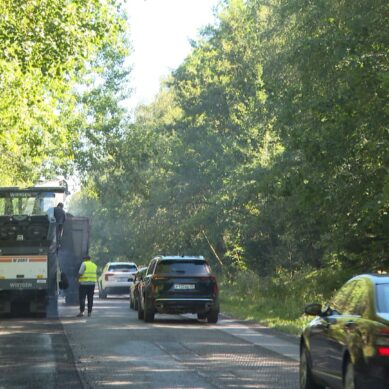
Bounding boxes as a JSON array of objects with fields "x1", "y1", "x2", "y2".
[
  {"x1": 77, "y1": 255, "x2": 97, "y2": 317},
  {"x1": 53, "y1": 202, "x2": 66, "y2": 247}
]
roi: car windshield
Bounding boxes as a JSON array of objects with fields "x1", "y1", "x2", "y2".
[
  {"x1": 108, "y1": 264, "x2": 137, "y2": 272},
  {"x1": 376, "y1": 283, "x2": 389, "y2": 313},
  {"x1": 155, "y1": 260, "x2": 211, "y2": 275}
]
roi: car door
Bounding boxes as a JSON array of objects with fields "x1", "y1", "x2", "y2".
[
  {"x1": 325, "y1": 279, "x2": 370, "y2": 378},
  {"x1": 308, "y1": 281, "x2": 355, "y2": 380}
]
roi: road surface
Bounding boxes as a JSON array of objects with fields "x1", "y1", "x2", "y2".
[{"x1": 0, "y1": 295, "x2": 299, "y2": 388}]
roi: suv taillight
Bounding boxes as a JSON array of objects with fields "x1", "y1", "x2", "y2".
[
  {"x1": 378, "y1": 347, "x2": 389, "y2": 356},
  {"x1": 375, "y1": 328, "x2": 389, "y2": 356},
  {"x1": 105, "y1": 272, "x2": 114, "y2": 281}
]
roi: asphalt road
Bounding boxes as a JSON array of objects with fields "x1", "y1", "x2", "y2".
[
  {"x1": 0, "y1": 295, "x2": 299, "y2": 388},
  {"x1": 0, "y1": 316, "x2": 81, "y2": 388}
]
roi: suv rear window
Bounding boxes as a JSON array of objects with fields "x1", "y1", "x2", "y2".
[
  {"x1": 108, "y1": 264, "x2": 137, "y2": 272},
  {"x1": 155, "y1": 260, "x2": 210, "y2": 275}
]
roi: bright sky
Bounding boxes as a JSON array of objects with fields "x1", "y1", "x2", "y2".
[{"x1": 125, "y1": 0, "x2": 220, "y2": 110}]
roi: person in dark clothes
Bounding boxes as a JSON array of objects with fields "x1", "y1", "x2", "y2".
[
  {"x1": 77, "y1": 255, "x2": 97, "y2": 317},
  {"x1": 54, "y1": 202, "x2": 66, "y2": 246}
]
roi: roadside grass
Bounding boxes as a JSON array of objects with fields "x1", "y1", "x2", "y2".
[{"x1": 219, "y1": 266, "x2": 354, "y2": 335}]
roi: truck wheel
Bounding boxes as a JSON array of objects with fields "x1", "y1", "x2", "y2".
[{"x1": 144, "y1": 299, "x2": 155, "y2": 323}]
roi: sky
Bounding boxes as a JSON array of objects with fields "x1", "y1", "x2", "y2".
[
  {"x1": 67, "y1": 1, "x2": 221, "y2": 195},
  {"x1": 125, "y1": 0, "x2": 220, "y2": 110}
]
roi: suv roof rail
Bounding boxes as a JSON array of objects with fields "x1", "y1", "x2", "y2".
[{"x1": 154, "y1": 255, "x2": 205, "y2": 261}]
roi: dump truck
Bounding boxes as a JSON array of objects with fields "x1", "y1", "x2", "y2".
[{"x1": 0, "y1": 183, "x2": 89, "y2": 317}]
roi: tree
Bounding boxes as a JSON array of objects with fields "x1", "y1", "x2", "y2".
[
  {"x1": 261, "y1": 0, "x2": 389, "y2": 267},
  {"x1": 0, "y1": 0, "x2": 129, "y2": 184}
]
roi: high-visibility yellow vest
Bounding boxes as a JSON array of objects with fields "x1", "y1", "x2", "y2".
[{"x1": 79, "y1": 260, "x2": 97, "y2": 283}]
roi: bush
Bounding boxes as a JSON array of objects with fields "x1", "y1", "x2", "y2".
[{"x1": 219, "y1": 264, "x2": 355, "y2": 334}]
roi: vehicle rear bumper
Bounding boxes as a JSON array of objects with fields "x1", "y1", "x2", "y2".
[
  {"x1": 103, "y1": 280, "x2": 133, "y2": 287},
  {"x1": 102, "y1": 286, "x2": 131, "y2": 295},
  {"x1": 0, "y1": 279, "x2": 48, "y2": 290},
  {"x1": 154, "y1": 298, "x2": 217, "y2": 314}
]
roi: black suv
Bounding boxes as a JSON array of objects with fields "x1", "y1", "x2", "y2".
[{"x1": 138, "y1": 256, "x2": 219, "y2": 323}]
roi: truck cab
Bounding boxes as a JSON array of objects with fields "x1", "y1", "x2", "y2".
[{"x1": 0, "y1": 184, "x2": 67, "y2": 316}]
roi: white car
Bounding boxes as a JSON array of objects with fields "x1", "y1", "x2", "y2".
[{"x1": 98, "y1": 262, "x2": 138, "y2": 298}]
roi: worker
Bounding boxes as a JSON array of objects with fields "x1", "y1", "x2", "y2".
[
  {"x1": 54, "y1": 202, "x2": 66, "y2": 247},
  {"x1": 77, "y1": 255, "x2": 97, "y2": 317}
]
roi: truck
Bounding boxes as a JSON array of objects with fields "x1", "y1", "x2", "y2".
[{"x1": 0, "y1": 183, "x2": 89, "y2": 317}]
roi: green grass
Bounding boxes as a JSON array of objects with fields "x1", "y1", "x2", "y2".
[
  {"x1": 220, "y1": 286, "x2": 310, "y2": 335},
  {"x1": 218, "y1": 266, "x2": 354, "y2": 335}
]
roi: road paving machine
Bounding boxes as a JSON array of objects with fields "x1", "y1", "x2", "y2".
[{"x1": 0, "y1": 182, "x2": 89, "y2": 317}]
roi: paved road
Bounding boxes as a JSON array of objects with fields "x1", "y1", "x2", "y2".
[
  {"x1": 0, "y1": 295, "x2": 299, "y2": 388},
  {"x1": 0, "y1": 316, "x2": 81, "y2": 388},
  {"x1": 61, "y1": 295, "x2": 299, "y2": 389}
]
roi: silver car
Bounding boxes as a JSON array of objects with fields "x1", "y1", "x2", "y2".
[{"x1": 98, "y1": 262, "x2": 138, "y2": 298}]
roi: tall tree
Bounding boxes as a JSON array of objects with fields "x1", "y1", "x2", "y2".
[
  {"x1": 0, "y1": 0, "x2": 129, "y2": 184},
  {"x1": 261, "y1": 0, "x2": 389, "y2": 267}
]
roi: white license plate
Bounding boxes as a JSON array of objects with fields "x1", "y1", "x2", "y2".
[
  {"x1": 174, "y1": 283, "x2": 195, "y2": 290},
  {"x1": 118, "y1": 277, "x2": 129, "y2": 282}
]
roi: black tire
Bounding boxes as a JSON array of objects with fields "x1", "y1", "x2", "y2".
[
  {"x1": 144, "y1": 298, "x2": 155, "y2": 323},
  {"x1": 300, "y1": 345, "x2": 324, "y2": 389},
  {"x1": 98, "y1": 283, "x2": 107, "y2": 299},
  {"x1": 343, "y1": 359, "x2": 355, "y2": 389},
  {"x1": 207, "y1": 308, "x2": 219, "y2": 324},
  {"x1": 137, "y1": 297, "x2": 144, "y2": 320}
]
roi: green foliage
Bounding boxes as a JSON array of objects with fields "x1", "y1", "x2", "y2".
[
  {"x1": 0, "y1": 0, "x2": 129, "y2": 184},
  {"x1": 260, "y1": 0, "x2": 389, "y2": 269},
  {"x1": 220, "y1": 265, "x2": 356, "y2": 334},
  {"x1": 75, "y1": 0, "x2": 388, "y2": 297}
]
